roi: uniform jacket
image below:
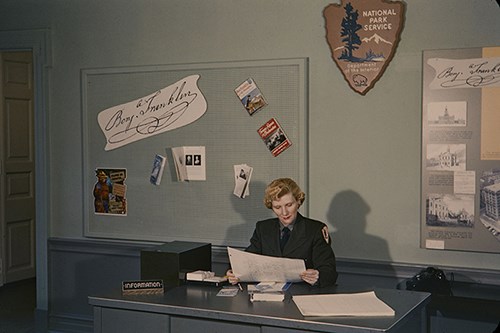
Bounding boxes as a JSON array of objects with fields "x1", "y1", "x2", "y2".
[{"x1": 246, "y1": 213, "x2": 338, "y2": 287}]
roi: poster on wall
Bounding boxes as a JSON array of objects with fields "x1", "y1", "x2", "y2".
[
  {"x1": 93, "y1": 168, "x2": 127, "y2": 216},
  {"x1": 421, "y1": 46, "x2": 500, "y2": 253}
]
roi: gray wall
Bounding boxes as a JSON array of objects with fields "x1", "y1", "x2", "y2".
[{"x1": 1, "y1": 0, "x2": 499, "y2": 315}]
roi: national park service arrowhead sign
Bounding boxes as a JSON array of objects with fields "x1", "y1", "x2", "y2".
[{"x1": 323, "y1": 0, "x2": 406, "y2": 95}]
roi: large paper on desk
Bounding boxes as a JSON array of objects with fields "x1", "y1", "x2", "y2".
[
  {"x1": 293, "y1": 291, "x2": 395, "y2": 317},
  {"x1": 227, "y1": 247, "x2": 305, "y2": 282}
]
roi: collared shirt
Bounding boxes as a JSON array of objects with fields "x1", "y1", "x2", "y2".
[{"x1": 279, "y1": 220, "x2": 295, "y2": 232}]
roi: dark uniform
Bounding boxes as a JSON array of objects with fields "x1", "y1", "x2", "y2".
[{"x1": 246, "y1": 213, "x2": 338, "y2": 287}]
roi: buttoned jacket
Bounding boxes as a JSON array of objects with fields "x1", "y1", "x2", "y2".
[{"x1": 246, "y1": 213, "x2": 338, "y2": 287}]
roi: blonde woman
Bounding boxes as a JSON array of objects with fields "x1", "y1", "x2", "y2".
[{"x1": 227, "y1": 178, "x2": 337, "y2": 287}]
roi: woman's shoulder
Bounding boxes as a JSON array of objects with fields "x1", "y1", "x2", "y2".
[
  {"x1": 298, "y1": 215, "x2": 331, "y2": 244},
  {"x1": 255, "y1": 218, "x2": 282, "y2": 233},
  {"x1": 256, "y1": 217, "x2": 279, "y2": 227},
  {"x1": 298, "y1": 214, "x2": 327, "y2": 228}
]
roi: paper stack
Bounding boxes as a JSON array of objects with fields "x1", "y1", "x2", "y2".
[
  {"x1": 292, "y1": 291, "x2": 395, "y2": 317},
  {"x1": 186, "y1": 270, "x2": 215, "y2": 281},
  {"x1": 186, "y1": 270, "x2": 227, "y2": 285}
]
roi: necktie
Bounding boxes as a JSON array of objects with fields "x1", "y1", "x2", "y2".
[{"x1": 280, "y1": 227, "x2": 290, "y2": 251}]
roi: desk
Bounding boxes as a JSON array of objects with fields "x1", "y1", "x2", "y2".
[{"x1": 89, "y1": 284, "x2": 430, "y2": 333}]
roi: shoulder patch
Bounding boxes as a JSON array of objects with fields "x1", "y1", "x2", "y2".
[{"x1": 322, "y1": 226, "x2": 330, "y2": 244}]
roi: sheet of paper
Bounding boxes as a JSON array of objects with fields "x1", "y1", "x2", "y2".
[
  {"x1": 292, "y1": 291, "x2": 395, "y2": 317},
  {"x1": 183, "y1": 146, "x2": 206, "y2": 181},
  {"x1": 227, "y1": 247, "x2": 305, "y2": 282},
  {"x1": 216, "y1": 287, "x2": 239, "y2": 297},
  {"x1": 171, "y1": 147, "x2": 187, "y2": 181}
]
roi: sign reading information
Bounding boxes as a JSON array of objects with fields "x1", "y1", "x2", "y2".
[{"x1": 323, "y1": 0, "x2": 405, "y2": 95}]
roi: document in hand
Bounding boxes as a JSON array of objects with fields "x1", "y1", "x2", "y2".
[
  {"x1": 292, "y1": 291, "x2": 395, "y2": 317},
  {"x1": 227, "y1": 247, "x2": 305, "y2": 282}
]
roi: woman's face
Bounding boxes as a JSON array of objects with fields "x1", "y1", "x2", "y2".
[{"x1": 271, "y1": 192, "x2": 299, "y2": 226}]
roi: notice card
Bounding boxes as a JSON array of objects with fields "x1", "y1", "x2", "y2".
[{"x1": 292, "y1": 291, "x2": 395, "y2": 317}]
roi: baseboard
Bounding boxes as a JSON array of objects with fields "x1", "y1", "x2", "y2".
[{"x1": 48, "y1": 313, "x2": 93, "y2": 333}]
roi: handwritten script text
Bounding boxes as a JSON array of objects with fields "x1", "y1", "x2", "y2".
[
  {"x1": 97, "y1": 75, "x2": 207, "y2": 151},
  {"x1": 428, "y1": 57, "x2": 500, "y2": 90}
]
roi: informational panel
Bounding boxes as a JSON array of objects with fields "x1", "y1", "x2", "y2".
[
  {"x1": 82, "y1": 59, "x2": 307, "y2": 246},
  {"x1": 421, "y1": 46, "x2": 500, "y2": 253}
]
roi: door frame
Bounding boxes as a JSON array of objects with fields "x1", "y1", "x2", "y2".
[{"x1": 0, "y1": 29, "x2": 51, "y2": 311}]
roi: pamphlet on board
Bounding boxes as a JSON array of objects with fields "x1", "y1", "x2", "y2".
[
  {"x1": 234, "y1": 78, "x2": 268, "y2": 116},
  {"x1": 150, "y1": 154, "x2": 167, "y2": 185},
  {"x1": 257, "y1": 118, "x2": 292, "y2": 157},
  {"x1": 233, "y1": 164, "x2": 253, "y2": 198},
  {"x1": 171, "y1": 146, "x2": 206, "y2": 181}
]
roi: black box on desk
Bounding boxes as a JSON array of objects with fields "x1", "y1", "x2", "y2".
[{"x1": 140, "y1": 241, "x2": 211, "y2": 287}]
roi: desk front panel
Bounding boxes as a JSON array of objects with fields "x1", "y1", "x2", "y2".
[
  {"x1": 99, "y1": 307, "x2": 169, "y2": 333},
  {"x1": 90, "y1": 284, "x2": 430, "y2": 333}
]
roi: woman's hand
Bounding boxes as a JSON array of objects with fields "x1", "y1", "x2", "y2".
[
  {"x1": 226, "y1": 269, "x2": 240, "y2": 285},
  {"x1": 300, "y1": 269, "x2": 319, "y2": 285}
]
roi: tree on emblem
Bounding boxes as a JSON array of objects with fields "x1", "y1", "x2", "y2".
[{"x1": 339, "y1": 2, "x2": 362, "y2": 61}]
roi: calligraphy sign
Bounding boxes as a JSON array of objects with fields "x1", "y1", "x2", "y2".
[
  {"x1": 323, "y1": 0, "x2": 405, "y2": 95},
  {"x1": 97, "y1": 75, "x2": 207, "y2": 151},
  {"x1": 427, "y1": 56, "x2": 500, "y2": 89}
]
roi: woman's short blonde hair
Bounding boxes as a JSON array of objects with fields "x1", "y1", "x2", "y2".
[{"x1": 263, "y1": 178, "x2": 305, "y2": 209}]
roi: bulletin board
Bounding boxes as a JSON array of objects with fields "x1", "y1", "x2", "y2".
[
  {"x1": 82, "y1": 58, "x2": 308, "y2": 247},
  {"x1": 421, "y1": 46, "x2": 500, "y2": 253}
]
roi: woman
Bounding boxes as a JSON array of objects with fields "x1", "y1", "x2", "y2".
[{"x1": 227, "y1": 178, "x2": 338, "y2": 287}]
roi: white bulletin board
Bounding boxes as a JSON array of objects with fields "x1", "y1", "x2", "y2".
[
  {"x1": 421, "y1": 46, "x2": 500, "y2": 253},
  {"x1": 82, "y1": 58, "x2": 308, "y2": 246}
]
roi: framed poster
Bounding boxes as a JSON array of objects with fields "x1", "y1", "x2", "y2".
[{"x1": 421, "y1": 46, "x2": 500, "y2": 253}]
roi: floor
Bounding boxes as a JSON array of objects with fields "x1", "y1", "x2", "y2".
[{"x1": 0, "y1": 278, "x2": 36, "y2": 333}]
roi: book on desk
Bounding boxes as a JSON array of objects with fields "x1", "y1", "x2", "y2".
[{"x1": 247, "y1": 282, "x2": 290, "y2": 302}]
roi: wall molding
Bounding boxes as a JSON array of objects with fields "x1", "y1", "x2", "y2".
[{"x1": 51, "y1": 239, "x2": 500, "y2": 286}]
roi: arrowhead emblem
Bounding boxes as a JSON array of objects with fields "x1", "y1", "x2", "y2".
[{"x1": 323, "y1": 0, "x2": 406, "y2": 95}]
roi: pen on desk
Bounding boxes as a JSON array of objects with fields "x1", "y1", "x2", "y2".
[{"x1": 237, "y1": 283, "x2": 243, "y2": 291}]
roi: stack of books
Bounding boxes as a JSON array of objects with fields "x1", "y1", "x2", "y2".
[{"x1": 247, "y1": 282, "x2": 290, "y2": 302}]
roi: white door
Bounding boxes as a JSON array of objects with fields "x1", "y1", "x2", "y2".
[{"x1": 0, "y1": 51, "x2": 36, "y2": 285}]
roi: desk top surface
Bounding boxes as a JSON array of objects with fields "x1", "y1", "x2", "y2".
[{"x1": 89, "y1": 284, "x2": 430, "y2": 333}]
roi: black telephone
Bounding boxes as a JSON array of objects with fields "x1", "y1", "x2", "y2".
[{"x1": 406, "y1": 266, "x2": 453, "y2": 296}]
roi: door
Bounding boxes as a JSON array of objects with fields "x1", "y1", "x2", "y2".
[{"x1": 0, "y1": 51, "x2": 36, "y2": 285}]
